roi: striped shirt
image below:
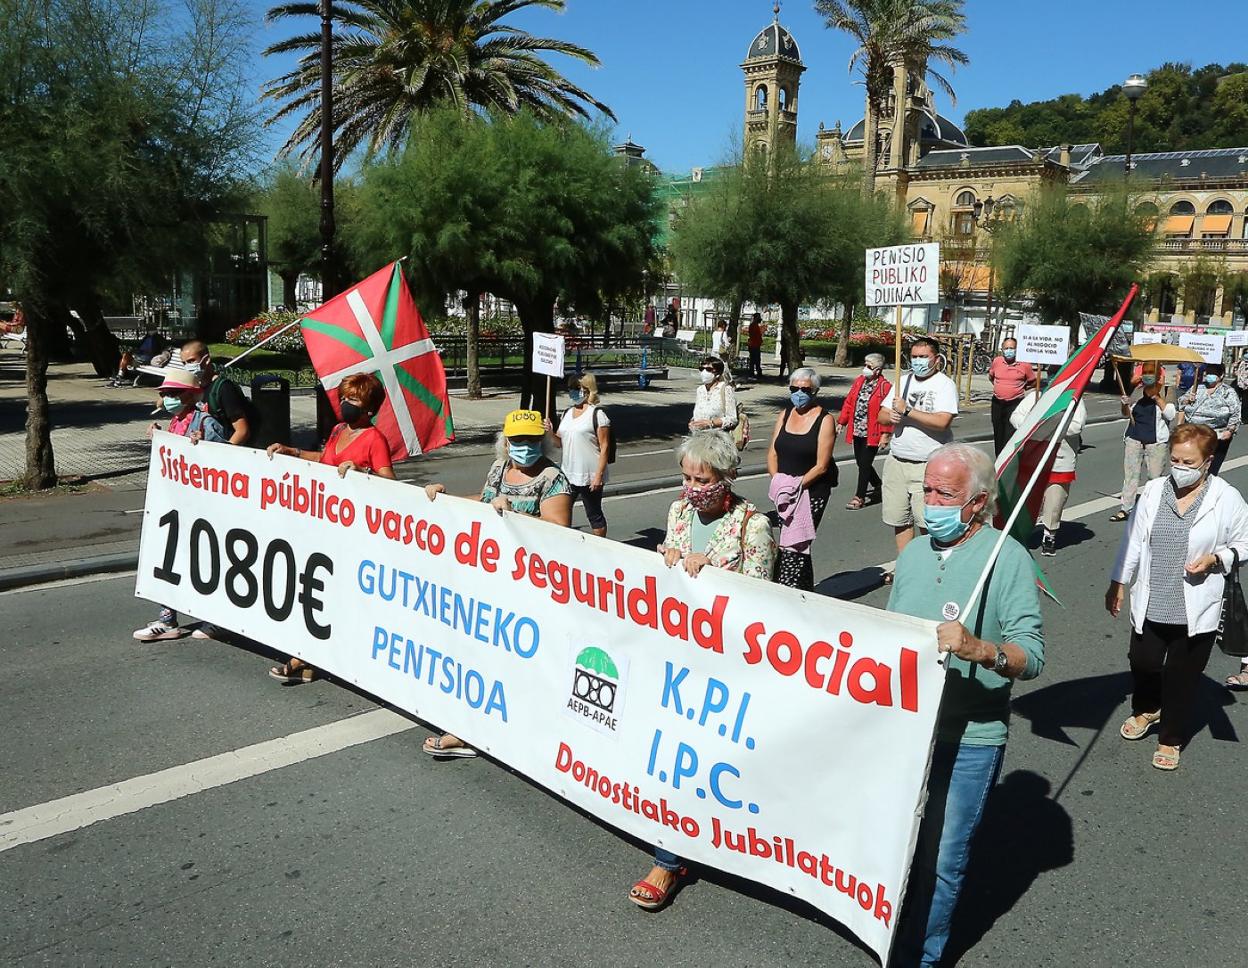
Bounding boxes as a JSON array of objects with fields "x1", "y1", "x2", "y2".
[{"x1": 1145, "y1": 479, "x2": 1207, "y2": 625}]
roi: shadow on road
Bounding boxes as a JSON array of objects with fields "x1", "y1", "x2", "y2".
[
  {"x1": 944, "y1": 770, "x2": 1074, "y2": 963},
  {"x1": 815, "y1": 566, "x2": 888, "y2": 601}
]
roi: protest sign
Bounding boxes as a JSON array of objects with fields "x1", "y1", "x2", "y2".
[
  {"x1": 532, "y1": 332, "x2": 566, "y2": 378},
  {"x1": 864, "y1": 243, "x2": 940, "y2": 307},
  {"x1": 1224, "y1": 331, "x2": 1248, "y2": 348},
  {"x1": 1178, "y1": 331, "x2": 1225, "y2": 364},
  {"x1": 1016, "y1": 325, "x2": 1070, "y2": 366},
  {"x1": 1132, "y1": 332, "x2": 1162, "y2": 346},
  {"x1": 136, "y1": 434, "x2": 946, "y2": 961}
]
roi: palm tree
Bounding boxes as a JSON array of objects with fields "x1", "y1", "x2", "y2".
[
  {"x1": 263, "y1": 0, "x2": 615, "y2": 171},
  {"x1": 815, "y1": 0, "x2": 968, "y2": 198}
]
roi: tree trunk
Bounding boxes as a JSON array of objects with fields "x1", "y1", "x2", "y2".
[
  {"x1": 515, "y1": 295, "x2": 555, "y2": 415},
  {"x1": 861, "y1": 94, "x2": 878, "y2": 200},
  {"x1": 23, "y1": 302, "x2": 57, "y2": 490},
  {"x1": 281, "y1": 271, "x2": 299, "y2": 309},
  {"x1": 834, "y1": 300, "x2": 855, "y2": 367},
  {"x1": 781, "y1": 299, "x2": 802, "y2": 374},
  {"x1": 464, "y1": 292, "x2": 482, "y2": 400}
]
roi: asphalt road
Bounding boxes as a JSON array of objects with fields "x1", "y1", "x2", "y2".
[{"x1": 3, "y1": 416, "x2": 1247, "y2": 968}]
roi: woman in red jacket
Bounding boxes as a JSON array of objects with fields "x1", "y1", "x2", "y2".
[{"x1": 838, "y1": 352, "x2": 892, "y2": 509}]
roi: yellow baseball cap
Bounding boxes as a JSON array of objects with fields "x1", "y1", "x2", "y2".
[{"x1": 503, "y1": 409, "x2": 545, "y2": 438}]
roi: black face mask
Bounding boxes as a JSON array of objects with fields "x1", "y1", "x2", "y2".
[{"x1": 340, "y1": 401, "x2": 365, "y2": 424}]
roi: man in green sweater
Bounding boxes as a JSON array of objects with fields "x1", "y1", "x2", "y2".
[{"x1": 888, "y1": 442, "x2": 1045, "y2": 968}]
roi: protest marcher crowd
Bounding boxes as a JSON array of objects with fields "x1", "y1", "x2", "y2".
[{"x1": 129, "y1": 320, "x2": 1248, "y2": 967}]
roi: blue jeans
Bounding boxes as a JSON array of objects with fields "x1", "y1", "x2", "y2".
[
  {"x1": 893, "y1": 742, "x2": 1004, "y2": 967},
  {"x1": 652, "y1": 847, "x2": 682, "y2": 871}
]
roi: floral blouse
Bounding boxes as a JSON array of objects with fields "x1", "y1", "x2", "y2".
[
  {"x1": 663, "y1": 496, "x2": 776, "y2": 580},
  {"x1": 481, "y1": 459, "x2": 570, "y2": 517}
]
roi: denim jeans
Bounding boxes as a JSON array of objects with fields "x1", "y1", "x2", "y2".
[
  {"x1": 652, "y1": 846, "x2": 682, "y2": 871},
  {"x1": 893, "y1": 742, "x2": 1004, "y2": 968}
]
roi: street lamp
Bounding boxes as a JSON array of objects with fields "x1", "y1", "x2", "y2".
[
  {"x1": 1123, "y1": 73, "x2": 1148, "y2": 176},
  {"x1": 972, "y1": 196, "x2": 1001, "y2": 349}
]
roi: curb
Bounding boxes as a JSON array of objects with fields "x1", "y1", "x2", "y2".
[
  {"x1": 0, "y1": 550, "x2": 139, "y2": 593},
  {"x1": 0, "y1": 412, "x2": 1125, "y2": 592}
]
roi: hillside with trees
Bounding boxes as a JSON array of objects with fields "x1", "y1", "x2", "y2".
[{"x1": 964, "y1": 62, "x2": 1248, "y2": 152}]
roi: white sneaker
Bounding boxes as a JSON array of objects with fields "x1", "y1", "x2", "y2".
[
  {"x1": 133, "y1": 621, "x2": 187, "y2": 641},
  {"x1": 190, "y1": 625, "x2": 219, "y2": 640}
]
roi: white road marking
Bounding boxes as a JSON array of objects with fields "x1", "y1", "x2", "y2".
[{"x1": 0, "y1": 709, "x2": 417, "y2": 853}]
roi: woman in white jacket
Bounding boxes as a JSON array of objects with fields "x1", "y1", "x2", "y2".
[
  {"x1": 1011, "y1": 384, "x2": 1086, "y2": 557},
  {"x1": 1105, "y1": 423, "x2": 1248, "y2": 771}
]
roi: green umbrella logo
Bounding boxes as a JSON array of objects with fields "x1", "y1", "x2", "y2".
[{"x1": 573, "y1": 647, "x2": 619, "y2": 712}]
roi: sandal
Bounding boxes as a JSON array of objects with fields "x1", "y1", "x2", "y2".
[
  {"x1": 845, "y1": 497, "x2": 866, "y2": 510},
  {"x1": 1120, "y1": 711, "x2": 1160, "y2": 741},
  {"x1": 422, "y1": 735, "x2": 478, "y2": 759},
  {"x1": 629, "y1": 867, "x2": 687, "y2": 912},
  {"x1": 1152, "y1": 745, "x2": 1181, "y2": 771},
  {"x1": 1225, "y1": 670, "x2": 1248, "y2": 690},
  {"x1": 1109, "y1": 510, "x2": 1130, "y2": 522},
  {"x1": 268, "y1": 660, "x2": 316, "y2": 683}
]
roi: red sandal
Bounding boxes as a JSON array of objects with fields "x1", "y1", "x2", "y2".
[{"x1": 628, "y1": 867, "x2": 688, "y2": 912}]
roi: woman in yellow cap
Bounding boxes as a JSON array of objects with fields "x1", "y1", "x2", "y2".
[{"x1": 422, "y1": 409, "x2": 572, "y2": 756}]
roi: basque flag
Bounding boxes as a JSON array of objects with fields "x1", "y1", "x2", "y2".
[{"x1": 301, "y1": 262, "x2": 455, "y2": 459}]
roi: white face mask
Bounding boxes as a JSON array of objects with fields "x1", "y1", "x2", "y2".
[
  {"x1": 862, "y1": 366, "x2": 877, "y2": 379},
  {"x1": 1170, "y1": 463, "x2": 1206, "y2": 489},
  {"x1": 700, "y1": 369, "x2": 715, "y2": 385}
]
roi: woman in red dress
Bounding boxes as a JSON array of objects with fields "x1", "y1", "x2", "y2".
[{"x1": 264, "y1": 373, "x2": 395, "y2": 682}]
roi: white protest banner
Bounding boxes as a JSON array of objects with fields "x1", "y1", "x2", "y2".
[
  {"x1": 1016, "y1": 324, "x2": 1070, "y2": 366},
  {"x1": 676, "y1": 329, "x2": 697, "y2": 344},
  {"x1": 532, "y1": 332, "x2": 566, "y2": 378},
  {"x1": 1178, "y1": 331, "x2": 1225, "y2": 364},
  {"x1": 865, "y1": 242, "x2": 940, "y2": 307},
  {"x1": 1132, "y1": 332, "x2": 1162, "y2": 346},
  {"x1": 136, "y1": 434, "x2": 946, "y2": 961},
  {"x1": 1225, "y1": 331, "x2": 1248, "y2": 348}
]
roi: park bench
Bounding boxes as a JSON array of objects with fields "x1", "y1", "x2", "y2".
[
  {"x1": 568, "y1": 345, "x2": 668, "y2": 386},
  {"x1": 132, "y1": 347, "x2": 186, "y2": 385}
]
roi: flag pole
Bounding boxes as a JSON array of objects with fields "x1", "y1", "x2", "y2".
[
  {"x1": 893, "y1": 305, "x2": 903, "y2": 391},
  {"x1": 220, "y1": 318, "x2": 303, "y2": 370},
  {"x1": 960, "y1": 397, "x2": 1078, "y2": 619}
]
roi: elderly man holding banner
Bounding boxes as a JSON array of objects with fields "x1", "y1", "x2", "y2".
[{"x1": 887, "y1": 443, "x2": 1045, "y2": 968}]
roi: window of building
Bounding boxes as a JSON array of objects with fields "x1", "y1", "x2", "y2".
[
  {"x1": 1208, "y1": 199, "x2": 1234, "y2": 215},
  {"x1": 955, "y1": 190, "x2": 977, "y2": 207},
  {"x1": 778, "y1": 87, "x2": 788, "y2": 111},
  {"x1": 1169, "y1": 200, "x2": 1196, "y2": 215},
  {"x1": 1135, "y1": 201, "x2": 1159, "y2": 216},
  {"x1": 755, "y1": 86, "x2": 767, "y2": 111}
]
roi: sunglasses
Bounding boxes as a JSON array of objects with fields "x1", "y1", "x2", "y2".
[
  {"x1": 788, "y1": 385, "x2": 814, "y2": 394},
  {"x1": 700, "y1": 367, "x2": 717, "y2": 373}
]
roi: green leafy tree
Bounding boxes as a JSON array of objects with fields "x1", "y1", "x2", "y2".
[
  {"x1": 994, "y1": 186, "x2": 1155, "y2": 336},
  {"x1": 264, "y1": 0, "x2": 614, "y2": 172},
  {"x1": 350, "y1": 109, "x2": 660, "y2": 409},
  {"x1": 0, "y1": 0, "x2": 257, "y2": 489},
  {"x1": 670, "y1": 148, "x2": 906, "y2": 371},
  {"x1": 260, "y1": 162, "x2": 323, "y2": 308},
  {"x1": 815, "y1": 0, "x2": 967, "y2": 198}
]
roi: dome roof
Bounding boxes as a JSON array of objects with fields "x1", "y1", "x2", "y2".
[
  {"x1": 746, "y1": 22, "x2": 802, "y2": 63},
  {"x1": 846, "y1": 109, "x2": 968, "y2": 147}
]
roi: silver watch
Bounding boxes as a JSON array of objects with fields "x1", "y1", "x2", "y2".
[{"x1": 991, "y1": 646, "x2": 1009, "y2": 675}]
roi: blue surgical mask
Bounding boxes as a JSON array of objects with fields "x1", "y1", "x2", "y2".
[
  {"x1": 185, "y1": 362, "x2": 202, "y2": 378},
  {"x1": 569, "y1": 390, "x2": 585, "y2": 405},
  {"x1": 508, "y1": 441, "x2": 543, "y2": 466},
  {"x1": 790, "y1": 389, "x2": 813, "y2": 410},
  {"x1": 923, "y1": 500, "x2": 972, "y2": 543},
  {"x1": 1003, "y1": 350, "x2": 1016, "y2": 362},
  {"x1": 162, "y1": 395, "x2": 185, "y2": 414},
  {"x1": 910, "y1": 357, "x2": 933, "y2": 378},
  {"x1": 1142, "y1": 375, "x2": 1157, "y2": 387},
  {"x1": 1204, "y1": 374, "x2": 1219, "y2": 386}
]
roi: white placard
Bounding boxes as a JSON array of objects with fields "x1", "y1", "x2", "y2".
[
  {"x1": 1179, "y1": 331, "x2": 1225, "y2": 364},
  {"x1": 865, "y1": 243, "x2": 940, "y2": 307},
  {"x1": 1132, "y1": 332, "x2": 1162, "y2": 346},
  {"x1": 532, "y1": 332, "x2": 566, "y2": 378},
  {"x1": 136, "y1": 434, "x2": 946, "y2": 962},
  {"x1": 676, "y1": 329, "x2": 697, "y2": 344},
  {"x1": 1016, "y1": 325, "x2": 1070, "y2": 366},
  {"x1": 1225, "y1": 331, "x2": 1248, "y2": 348}
]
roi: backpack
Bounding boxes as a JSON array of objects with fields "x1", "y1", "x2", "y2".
[
  {"x1": 719, "y1": 384, "x2": 750, "y2": 451},
  {"x1": 204, "y1": 374, "x2": 261, "y2": 444}
]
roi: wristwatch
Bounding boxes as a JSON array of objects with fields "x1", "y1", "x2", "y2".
[{"x1": 991, "y1": 646, "x2": 1009, "y2": 675}]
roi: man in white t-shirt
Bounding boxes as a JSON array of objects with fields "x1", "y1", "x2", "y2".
[{"x1": 879, "y1": 337, "x2": 959, "y2": 566}]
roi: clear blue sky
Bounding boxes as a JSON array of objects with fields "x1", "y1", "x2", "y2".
[{"x1": 246, "y1": 0, "x2": 1248, "y2": 175}]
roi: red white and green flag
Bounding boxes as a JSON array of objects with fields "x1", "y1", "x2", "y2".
[
  {"x1": 300, "y1": 262, "x2": 454, "y2": 460},
  {"x1": 989, "y1": 285, "x2": 1139, "y2": 602}
]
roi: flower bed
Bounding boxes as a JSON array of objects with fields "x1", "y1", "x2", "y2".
[{"x1": 225, "y1": 309, "x2": 305, "y2": 352}]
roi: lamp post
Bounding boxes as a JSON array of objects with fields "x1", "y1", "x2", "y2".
[
  {"x1": 1123, "y1": 73, "x2": 1148, "y2": 177},
  {"x1": 972, "y1": 196, "x2": 999, "y2": 347},
  {"x1": 318, "y1": 0, "x2": 335, "y2": 300}
]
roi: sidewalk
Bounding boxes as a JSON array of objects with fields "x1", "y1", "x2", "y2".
[{"x1": 0, "y1": 346, "x2": 1120, "y2": 589}]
